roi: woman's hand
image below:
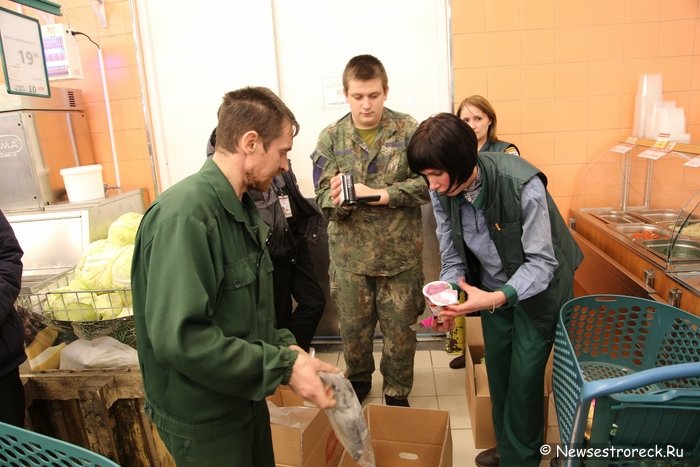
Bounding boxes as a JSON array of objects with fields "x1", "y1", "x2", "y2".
[{"x1": 440, "y1": 277, "x2": 506, "y2": 318}]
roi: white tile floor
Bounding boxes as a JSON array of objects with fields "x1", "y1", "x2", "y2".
[{"x1": 315, "y1": 348, "x2": 484, "y2": 467}]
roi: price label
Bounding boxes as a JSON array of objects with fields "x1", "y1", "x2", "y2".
[
  {"x1": 0, "y1": 7, "x2": 50, "y2": 97},
  {"x1": 609, "y1": 143, "x2": 634, "y2": 154},
  {"x1": 638, "y1": 149, "x2": 668, "y2": 160},
  {"x1": 683, "y1": 156, "x2": 700, "y2": 168}
]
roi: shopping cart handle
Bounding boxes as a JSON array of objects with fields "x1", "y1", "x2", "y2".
[{"x1": 581, "y1": 362, "x2": 700, "y2": 401}]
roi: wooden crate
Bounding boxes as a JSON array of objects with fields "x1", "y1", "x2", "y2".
[{"x1": 20, "y1": 366, "x2": 174, "y2": 467}]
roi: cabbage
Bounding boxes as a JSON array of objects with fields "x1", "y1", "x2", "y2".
[
  {"x1": 111, "y1": 244, "x2": 134, "y2": 289},
  {"x1": 107, "y1": 212, "x2": 143, "y2": 247},
  {"x1": 94, "y1": 292, "x2": 126, "y2": 320},
  {"x1": 75, "y1": 243, "x2": 121, "y2": 289},
  {"x1": 45, "y1": 287, "x2": 97, "y2": 321}
]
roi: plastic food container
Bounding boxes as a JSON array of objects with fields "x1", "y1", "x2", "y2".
[{"x1": 60, "y1": 164, "x2": 105, "y2": 202}]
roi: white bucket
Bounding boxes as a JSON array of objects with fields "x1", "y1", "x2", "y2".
[{"x1": 60, "y1": 164, "x2": 105, "y2": 202}]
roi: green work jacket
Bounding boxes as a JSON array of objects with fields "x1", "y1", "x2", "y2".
[{"x1": 131, "y1": 158, "x2": 298, "y2": 440}]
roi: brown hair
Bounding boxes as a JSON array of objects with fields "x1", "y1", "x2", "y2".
[
  {"x1": 455, "y1": 95, "x2": 498, "y2": 142},
  {"x1": 342, "y1": 54, "x2": 388, "y2": 92},
  {"x1": 215, "y1": 87, "x2": 299, "y2": 153}
]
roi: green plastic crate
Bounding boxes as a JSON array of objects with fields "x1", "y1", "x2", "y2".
[
  {"x1": 552, "y1": 295, "x2": 700, "y2": 467},
  {"x1": 0, "y1": 421, "x2": 120, "y2": 466}
]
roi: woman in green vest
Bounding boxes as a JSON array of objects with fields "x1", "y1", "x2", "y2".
[
  {"x1": 407, "y1": 113, "x2": 582, "y2": 467},
  {"x1": 457, "y1": 95, "x2": 520, "y2": 156},
  {"x1": 448, "y1": 95, "x2": 520, "y2": 371}
]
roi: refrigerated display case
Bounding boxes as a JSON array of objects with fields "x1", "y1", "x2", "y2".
[{"x1": 570, "y1": 137, "x2": 700, "y2": 315}]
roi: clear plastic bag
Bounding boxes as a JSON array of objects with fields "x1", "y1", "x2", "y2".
[{"x1": 319, "y1": 371, "x2": 375, "y2": 466}]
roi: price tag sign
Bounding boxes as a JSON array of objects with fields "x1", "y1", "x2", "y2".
[
  {"x1": 638, "y1": 148, "x2": 668, "y2": 160},
  {"x1": 0, "y1": 7, "x2": 50, "y2": 97},
  {"x1": 609, "y1": 143, "x2": 634, "y2": 154},
  {"x1": 683, "y1": 156, "x2": 700, "y2": 168}
]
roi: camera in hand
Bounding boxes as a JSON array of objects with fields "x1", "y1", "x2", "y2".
[{"x1": 339, "y1": 173, "x2": 357, "y2": 206}]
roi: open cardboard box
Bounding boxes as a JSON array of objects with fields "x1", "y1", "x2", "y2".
[
  {"x1": 268, "y1": 386, "x2": 343, "y2": 467},
  {"x1": 464, "y1": 316, "x2": 552, "y2": 448},
  {"x1": 338, "y1": 404, "x2": 452, "y2": 467}
]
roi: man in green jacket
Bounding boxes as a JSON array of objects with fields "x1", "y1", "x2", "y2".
[
  {"x1": 407, "y1": 113, "x2": 582, "y2": 467},
  {"x1": 132, "y1": 87, "x2": 338, "y2": 467}
]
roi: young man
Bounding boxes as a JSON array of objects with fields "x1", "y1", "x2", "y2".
[
  {"x1": 132, "y1": 87, "x2": 339, "y2": 467},
  {"x1": 407, "y1": 113, "x2": 582, "y2": 467},
  {"x1": 311, "y1": 55, "x2": 429, "y2": 407}
]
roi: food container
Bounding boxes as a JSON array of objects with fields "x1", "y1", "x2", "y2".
[
  {"x1": 609, "y1": 224, "x2": 672, "y2": 241},
  {"x1": 591, "y1": 211, "x2": 641, "y2": 224},
  {"x1": 60, "y1": 164, "x2": 105, "y2": 203},
  {"x1": 641, "y1": 239, "x2": 700, "y2": 262},
  {"x1": 628, "y1": 209, "x2": 684, "y2": 224}
]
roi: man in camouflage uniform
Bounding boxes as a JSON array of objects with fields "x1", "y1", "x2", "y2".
[{"x1": 311, "y1": 54, "x2": 429, "y2": 406}]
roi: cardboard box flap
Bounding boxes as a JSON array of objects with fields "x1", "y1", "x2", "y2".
[{"x1": 474, "y1": 362, "x2": 490, "y2": 396}]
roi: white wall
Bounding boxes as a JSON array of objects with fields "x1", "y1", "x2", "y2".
[
  {"x1": 133, "y1": 0, "x2": 279, "y2": 189},
  {"x1": 273, "y1": 0, "x2": 451, "y2": 196},
  {"x1": 134, "y1": 1, "x2": 451, "y2": 194}
]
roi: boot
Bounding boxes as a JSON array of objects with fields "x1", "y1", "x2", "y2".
[{"x1": 475, "y1": 447, "x2": 499, "y2": 467}]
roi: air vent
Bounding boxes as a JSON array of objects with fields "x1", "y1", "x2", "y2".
[{"x1": 66, "y1": 90, "x2": 77, "y2": 108}]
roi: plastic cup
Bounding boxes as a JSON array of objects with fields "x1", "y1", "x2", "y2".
[{"x1": 422, "y1": 281, "x2": 459, "y2": 322}]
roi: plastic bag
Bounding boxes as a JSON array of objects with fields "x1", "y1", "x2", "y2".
[
  {"x1": 320, "y1": 371, "x2": 375, "y2": 466},
  {"x1": 267, "y1": 400, "x2": 318, "y2": 429},
  {"x1": 59, "y1": 336, "x2": 138, "y2": 369}
]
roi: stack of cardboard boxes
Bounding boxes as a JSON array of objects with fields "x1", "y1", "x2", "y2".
[{"x1": 463, "y1": 316, "x2": 559, "y2": 451}]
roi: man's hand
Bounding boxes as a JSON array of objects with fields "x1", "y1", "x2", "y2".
[
  {"x1": 286, "y1": 347, "x2": 340, "y2": 409},
  {"x1": 354, "y1": 183, "x2": 389, "y2": 205}
]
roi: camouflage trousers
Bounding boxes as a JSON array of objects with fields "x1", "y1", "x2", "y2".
[{"x1": 330, "y1": 263, "x2": 424, "y2": 397}]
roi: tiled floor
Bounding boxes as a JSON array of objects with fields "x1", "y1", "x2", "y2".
[{"x1": 314, "y1": 346, "x2": 483, "y2": 467}]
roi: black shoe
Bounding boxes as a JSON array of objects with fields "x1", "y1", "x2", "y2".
[
  {"x1": 351, "y1": 381, "x2": 371, "y2": 404},
  {"x1": 449, "y1": 354, "x2": 466, "y2": 369},
  {"x1": 384, "y1": 395, "x2": 410, "y2": 407},
  {"x1": 475, "y1": 447, "x2": 499, "y2": 467}
]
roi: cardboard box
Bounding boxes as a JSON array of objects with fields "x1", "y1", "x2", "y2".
[
  {"x1": 464, "y1": 316, "x2": 551, "y2": 448},
  {"x1": 268, "y1": 386, "x2": 343, "y2": 467},
  {"x1": 338, "y1": 405, "x2": 452, "y2": 467}
]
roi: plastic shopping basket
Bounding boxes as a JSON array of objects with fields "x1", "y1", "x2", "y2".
[
  {"x1": 0, "y1": 421, "x2": 120, "y2": 466},
  {"x1": 552, "y1": 295, "x2": 700, "y2": 467}
]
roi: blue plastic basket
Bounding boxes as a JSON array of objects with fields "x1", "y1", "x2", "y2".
[
  {"x1": 0, "y1": 421, "x2": 120, "y2": 466},
  {"x1": 552, "y1": 295, "x2": 700, "y2": 467}
]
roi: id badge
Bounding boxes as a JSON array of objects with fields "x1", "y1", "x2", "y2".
[{"x1": 278, "y1": 195, "x2": 293, "y2": 218}]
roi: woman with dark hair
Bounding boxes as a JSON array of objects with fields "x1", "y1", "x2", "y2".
[
  {"x1": 457, "y1": 95, "x2": 519, "y2": 156},
  {"x1": 407, "y1": 113, "x2": 582, "y2": 467}
]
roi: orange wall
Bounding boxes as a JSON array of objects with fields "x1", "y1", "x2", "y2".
[
  {"x1": 451, "y1": 0, "x2": 700, "y2": 217},
  {"x1": 0, "y1": 0, "x2": 156, "y2": 203}
]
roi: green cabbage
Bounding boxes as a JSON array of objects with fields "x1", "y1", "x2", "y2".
[
  {"x1": 75, "y1": 243, "x2": 121, "y2": 289},
  {"x1": 107, "y1": 212, "x2": 143, "y2": 247},
  {"x1": 111, "y1": 244, "x2": 134, "y2": 289},
  {"x1": 94, "y1": 292, "x2": 126, "y2": 320},
  {"x1": 45, "y1": 286, "x2": 97, "y2": 321}
]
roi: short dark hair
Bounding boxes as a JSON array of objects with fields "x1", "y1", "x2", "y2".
[
  {"x1": 342, "y1": 54, "x2": 388, "y2": 92},
  {"x1": 215, "y1": 87, "x2": 299, "y2": 153},
  {"x1": 407, "y1": 113, "x2": 479, "y2": 194}
]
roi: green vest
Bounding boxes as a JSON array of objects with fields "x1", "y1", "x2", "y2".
[
  {"x1": 480, "y1": 139, "x2": 518, "y2": 155},
  {"x1": 438, "y1": 153, "x2": 583, "y2": 338}
]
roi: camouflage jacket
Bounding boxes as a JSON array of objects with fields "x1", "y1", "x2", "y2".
[{"x1": 311, "y1": 108, "x2": 429, "y2": 276}]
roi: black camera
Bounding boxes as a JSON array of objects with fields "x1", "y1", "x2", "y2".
[{"x1": 339, "y1": 173, "x2": 357, "y2": 206}]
